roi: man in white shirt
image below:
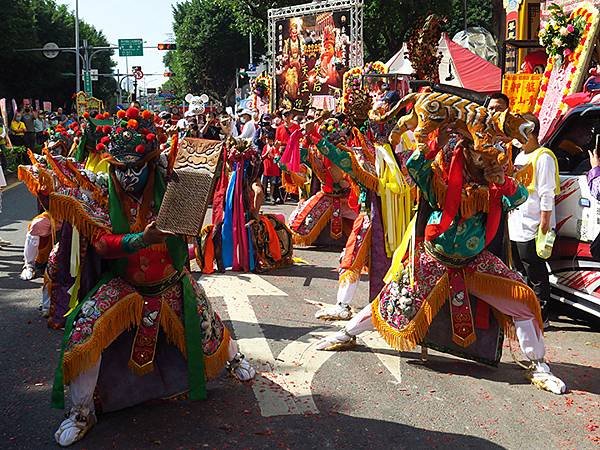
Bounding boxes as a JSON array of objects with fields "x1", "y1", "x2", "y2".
[
  {"x1": 238, "y1": 109, "x2": 256, "y2": 140},
  {"x1": 508, "y1": 113, "x2": 559, "y2": 327}
]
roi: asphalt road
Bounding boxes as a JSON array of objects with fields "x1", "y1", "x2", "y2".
[{"x1": 0, "y1": 182, "x2": 598, "y2": 449}]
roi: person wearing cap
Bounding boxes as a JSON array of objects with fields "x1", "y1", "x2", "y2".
[{"x1": 238, "y1": 108, "x2": 257, "y2": 140}]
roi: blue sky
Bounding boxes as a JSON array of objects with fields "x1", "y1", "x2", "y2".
[{"x1": 57, "y1": 0, "x2": 182, "y2": 89}]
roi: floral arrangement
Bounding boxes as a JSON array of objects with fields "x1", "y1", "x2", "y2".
[
  {"x1": 535, "y1": 3, "x2": 599, "y2": 116},
  {"x1": 539, "y1": 4, "x2": 586, "y2": 61}
]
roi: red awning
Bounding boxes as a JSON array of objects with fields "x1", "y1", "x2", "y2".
[{"x1": 445, "y1": 35, "x2": 501, "y2": 93}]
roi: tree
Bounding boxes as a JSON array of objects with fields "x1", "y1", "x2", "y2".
[
  {"x1": 164, "y1": 0, "x2": 497, "y2": 100},
  {"x1": 164, "y1": 0, "x2": 252, "y2": 102},
  {"x1": 0, "y1": 0, "x2": 116, "y2": 110}
]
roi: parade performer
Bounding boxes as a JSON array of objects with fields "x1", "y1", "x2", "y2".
[
  {"x1": 73, "y1": 111, "x2": 112, "y2": 173},
  {"x1": 282, "y1": 117, "x2": 360, "y2": 247},
  {"x1": 48, "y1": 107, "x2": 256, "y2": 447},
  {"x1": 316, "y1": 93, "x2": 567, "y2": 395},
  {"x1": 197, "y1": 137, "x2": 293, "y2": 274},
  {"x1": 314, "y1": 65, "x2": 414, "y2": 320}
]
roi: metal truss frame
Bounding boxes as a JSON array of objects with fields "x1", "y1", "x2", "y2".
[{"x1": 267, "y1": 0, "x2": 364, "y2": 108}]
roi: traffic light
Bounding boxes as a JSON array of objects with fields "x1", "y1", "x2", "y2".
[
  {"x1": 158, "y1": 43, "x2": 177, "y2": 50},
  {"x1": 164, "y1": 71, "x2": 175, "y2": 77}
]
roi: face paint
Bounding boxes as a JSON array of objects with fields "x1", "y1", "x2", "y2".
[{"x1": 114, "y1": 163, "x2": 149, "y2": 194}]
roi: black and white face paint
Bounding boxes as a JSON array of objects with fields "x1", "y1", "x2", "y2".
[{"x1": 114, "y1": 163, "x2": 149, "y2": 194}]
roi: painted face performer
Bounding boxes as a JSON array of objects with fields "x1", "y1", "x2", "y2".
[
  {"x1": 315, "y1": 96, "x2": 567, "y2": 396},
  {"x1": 49, "y1": 107, "x2": 256, "y2": 447}
]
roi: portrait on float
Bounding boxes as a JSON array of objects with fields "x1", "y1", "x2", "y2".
[{"x1": 275, "y1": 11, "x2": 351, "y2": 112}]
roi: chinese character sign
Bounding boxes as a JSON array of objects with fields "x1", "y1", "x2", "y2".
[{"x1": 275, "y1": 11, "x2": 351, "y2": 112}]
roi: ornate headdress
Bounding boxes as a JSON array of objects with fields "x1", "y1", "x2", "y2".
[{"x1": 98, "y1": 107, "x2": 167, "y2": 167}]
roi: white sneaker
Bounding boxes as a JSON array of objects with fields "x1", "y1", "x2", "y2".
[
  {"x1": 315, "y1": 304, "x2": 353, "y2": 321},
  {"x1": 20, "y1": 265, "x2": 35, "y2": 281},
  {"x1": 527, "y1": 362, "x2": 567, "y2": 395},
  {"x1": 226, "y1": 353, "x2": 256, "y2": 381},
  {"x1": 54, "y1": 406, "x2": 97, "y2": 447},
  {"x1": 316, "y1": 330, "x2": 357, "y2": 351}
]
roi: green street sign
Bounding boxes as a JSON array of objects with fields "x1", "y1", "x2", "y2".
[
  {"x1": 83, "y1": 70, "x2": 93, "y2": 95},
  {"x1": 118, "y1": 39, "x2": 144, "y2": 57}
]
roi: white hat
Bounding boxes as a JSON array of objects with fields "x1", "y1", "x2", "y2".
[{"x1": 240, "y1": 108, "x2": 254, "y2": 117}]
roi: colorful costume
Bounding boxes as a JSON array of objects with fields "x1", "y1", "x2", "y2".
[
  {"x1": 198, "y1": 138, "x2": 293, "y2": 274},
  {"x1": 36, "y1": 107, "x2": 256, "y2": 447},
  {"x1": 317, "y1": 103, "x2": 567, "y2": 395}
]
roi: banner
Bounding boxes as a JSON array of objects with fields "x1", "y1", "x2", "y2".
[
  {"x1": 274, "y1": 10, "x2": 351, "y2": 112},
  {"x1": 503, "y1": 73, "x2": 542, "y2": 114},
  {"x1": 43, "y1": 101, "x2": 52, "y2": 112}
]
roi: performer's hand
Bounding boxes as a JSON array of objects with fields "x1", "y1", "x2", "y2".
[{"x1": 143, "y1": 221, "x2": 172, "y2": 245}]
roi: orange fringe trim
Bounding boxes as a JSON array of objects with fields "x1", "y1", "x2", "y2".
[
  {"x1": 464, "y1": 271, "x2": 544, "y2": 333},
  {"x1": 18, "y1": 165, "x2": 41, "y2": 195},
  {"x1": 338, "y1": 226, "x2": 371, "y2": 285},
  {"x1": 291, "y1": 206, "x2": 333, "y2": 247},
  {"x1": 431, "y1": 170, "x2": 491, "y2": 219},
  {"x1": 42, "y1": 148, "x2": 77, "y2": 189},
  {"x1": 159, "y1": 304, "x2": 231, "y2": 380},
  {"x1": 371, "y1": 273, "x2": 451, "y2": 351},
  {"x1": 63, "y1": 293, "x2": 144, "y2": 384},
  {"x1": 49, "y1": 194, "x2": 110, "y2": 242},
  {"x1": 65, "y1": 159, "x2": 108, "y2": 207}
]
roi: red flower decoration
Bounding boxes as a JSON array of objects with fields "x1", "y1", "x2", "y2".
[
  {"x1": 141, "y1": 110, "x2": 152, "y2": 120},
  {"x1": 100, "y1": 136, "x2": 110, "y2": 145},
  {"x1": 103, "y1": 112, "x2": 110, "y2": 119},
  {"x1": 83, "y1": 112, "x2": 90, "y2": 119},
  {"x1": 96, "y1": 125, "x2": 103, "y2": 133},
  {"x1": 96, "y1": 143, "x2": 106, "y2": 152},
  {"x1": 102, "y1": 125, "x2": 112, "y2": 134},
  {"x1": 145, "y1": 133, "x2": 156, "y2": 142},
  {"x1": 127, "y1": 119, "x2": 138, "y2": 129},
  {"x1": 116, "y1": 127, "x2": 123, "y2": 134},
  {"x1": 135, "y1": 144, "x2": 145, "y2": 154},
  {"x1": 126, "y1": 107, "x2": 139, "y2": 119},
  {"x1": 116, "y1": 110, "x2": 127, "y2": 119},
  {"x1": 95, "y1": 114, "x2": 103, "y2": 120}
]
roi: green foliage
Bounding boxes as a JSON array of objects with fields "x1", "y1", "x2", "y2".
[
  {"x1": 446, "y1": 0, "x2": 493, "y2": 37},
  {"x1": 164, "y1": 0, "x2": 495, "y2": 100},
  {"x1": 0, "y1": 0, "x2": 116, "y2": 109},
  {"x1": 1, "y1": 145, "x2": 27, "y2": 173}
]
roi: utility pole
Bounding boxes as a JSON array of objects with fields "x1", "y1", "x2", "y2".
[
  {"x1": 464, "y1": 0, "x2": 468, "y2": 31},
  {"x1": 75, "y1": 0, "x2": 80, "y2": 93}
]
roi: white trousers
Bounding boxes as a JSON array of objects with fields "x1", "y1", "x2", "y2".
[
  {"x1": 337, "y1": 280, "x2": 359, "y2": 307},
  {"x1": 345, "y1": 305, "x2": 546, "y2": 362},
  {"x1": 23, "y1": 234, "x2": 40, "y2": 267}
]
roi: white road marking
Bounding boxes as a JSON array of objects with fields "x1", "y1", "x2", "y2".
[{"x1": 199, "y1": 274, "x2": 402, "y2": 416}]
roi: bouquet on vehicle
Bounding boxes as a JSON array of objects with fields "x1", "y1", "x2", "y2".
[{"x1": 538, "y1": 3, "x2": 585, "y2": 62}]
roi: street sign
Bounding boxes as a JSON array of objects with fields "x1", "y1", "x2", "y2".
[
  {"x1": 83, "y1": 71, "x2": 93, "y2": 95},
  {"x1": 147, "y1": 88, "x2": 157, "y2": 94},
  {"x1": 118, "y1": 39, "x2": 143, "y2": 57},
  {"x1": 90, "y1": 69, "x2": 98, "y2": 81},
  {"x1": 133, "y1": 70, "x2": 144, "y2": 80},
  {"x1": 42, "y1": 42, "x2": 60, "y2": 59}
]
